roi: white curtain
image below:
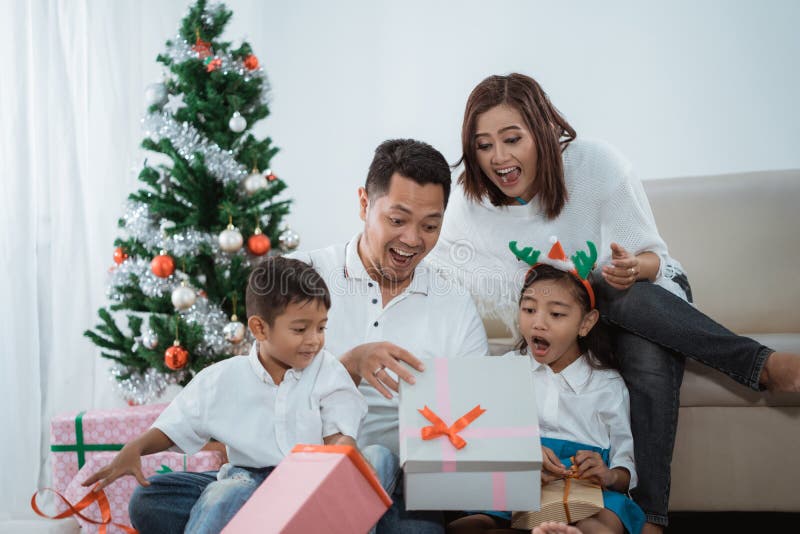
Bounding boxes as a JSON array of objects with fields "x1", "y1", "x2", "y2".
[{"x1": 0, "y1": 0, "x2": 188, "y2": 522}]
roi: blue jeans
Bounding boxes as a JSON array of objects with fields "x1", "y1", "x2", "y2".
[
  {"x1": 129, "y1": 464, "x2": 273, "y2": 534},
  {"x1": 362, "y1": 444, "x2": 445, "y2": 534},
  {"x1": 592, "y1": 273, "x2": 772, "y2": 526}
]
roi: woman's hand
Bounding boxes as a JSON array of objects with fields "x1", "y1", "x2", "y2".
[
  {"x1": 541, "y1": 446, "x2": 569, "y2": 483},
  {"x1": 601, "y1": 243, "x2": 640, "y2": 290}
]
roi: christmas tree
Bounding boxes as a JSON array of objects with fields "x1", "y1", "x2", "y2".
[{"x1": 85, "y1": 0, "x2": 299, "y2": 404}]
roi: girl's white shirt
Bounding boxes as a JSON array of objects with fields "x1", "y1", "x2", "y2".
[{"x1": 501, "y1": 350, "x2": 638, "y2": 490}]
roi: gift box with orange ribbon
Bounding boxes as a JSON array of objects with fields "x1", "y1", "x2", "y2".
[
  {"x1": 398, "y1": 356, "x2": 541, "y2": 510},
  {"x1": 510, "y1": 471, "x2": 603, "y2": 528},
  {"x1": 222, "y1": 444, "x2": 392, "y2": 533}
]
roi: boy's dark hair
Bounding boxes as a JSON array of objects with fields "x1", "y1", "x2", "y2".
[
  {"x1": 365, "y1": 138, "x2": 452, "y2": 209},
  {"x1": 245, "y1": 256, "x2": 331, "y2": 326},
  {"x1": 516, "y1": 264, "x2": 616, "y2": 370}
]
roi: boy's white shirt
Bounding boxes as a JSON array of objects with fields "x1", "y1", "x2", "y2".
[
  {"x1": 290, "y1": 234, "x2": 489, "y2": 456},
  {"x1": 153, "y1": 343, "x2": 367, "y2": 468},
  {"x1": 502, "y1": 350, "x2": 638, "y2": 490}
]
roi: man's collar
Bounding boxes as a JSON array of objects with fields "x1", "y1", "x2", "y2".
[
  {"x1": 531, "y1": 353, "x2": 592, "y2": 393},
  {"x1": 344, "y1": 233, "x2": 429, "y2": 295}
]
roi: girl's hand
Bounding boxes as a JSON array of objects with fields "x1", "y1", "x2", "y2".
[
  {"x1": 541, "y1": 446, "x2": 569, "y2": 483},
  {"x1": 601, "y1": 243, "x2": 639, "y2": 290},
  {"x1": 573, "y1": 450, "x2": 615, "y2": 488}
]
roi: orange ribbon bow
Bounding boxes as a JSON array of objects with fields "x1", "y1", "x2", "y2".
[
  {"x1": 31, "y1": 485, "x2": 137, "y2": 534},
  {"x1": 560, "y1": 455, "x2": 601, "y2": 524},
  {"x1": 418, "y1": 405, "x2": 486, "y2": 449}
]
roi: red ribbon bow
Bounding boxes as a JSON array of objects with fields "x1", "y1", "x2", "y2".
[
  {"x1": 31, "y1": 485, "x2": 137, "y2": 534},
  {"x1": 418, "y1": 405, "x2": 486, "y2": 449}
]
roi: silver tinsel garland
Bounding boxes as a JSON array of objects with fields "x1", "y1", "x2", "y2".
[{"x1": 142, "y1": 111, "x2": 249, "y2": 186}]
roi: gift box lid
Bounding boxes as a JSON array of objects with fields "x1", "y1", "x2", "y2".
[{"x1": 399, "y1": 356, "x2": 541, "y2": 473}]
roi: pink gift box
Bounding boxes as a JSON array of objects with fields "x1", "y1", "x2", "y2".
[
  {"x1": 223, "y1": 444, "x2": 392, "y2": 534},
  {"x1": 50, "y1": 404, "x2": 167, "y2": 494},
  {"x1": 62, "y1": 450, "x2": 225, "y2": 533}
]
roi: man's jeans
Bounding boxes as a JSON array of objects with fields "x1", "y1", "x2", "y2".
[
  {"x1": 592, "y1": 272, "x2": 772, "y2": 526},
  {"x1": 129, "y1": 464, "x2": 273, "y2": 534},
  {"x1": 362, "y1": 444, "x2": 445, "y2": 534}
]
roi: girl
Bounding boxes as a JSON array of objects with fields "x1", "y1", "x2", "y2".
[
  {"x1": 430, "y1": 72, "x2": 800, "y2": 532},
  {"x1": 449, "y1": 240, "x2": 645, "y2": 534}
]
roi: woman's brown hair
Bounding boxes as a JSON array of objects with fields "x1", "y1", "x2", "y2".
[{"x1": 457, "y1": 73, "x2": 576, "y2": 219}]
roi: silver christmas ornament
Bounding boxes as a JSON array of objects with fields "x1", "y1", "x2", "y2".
[
  {"x1": 142, "y1": 329, "x2": 159, "y2": 350},
  {"x1": 243, "y1": 170, "x2": 267, "y2": 195},
  {"x1": 223, "y1": 316, "x2": 246, "y2": 344},
  {"x1": 228, "y1": 111, "x2": 247, "y2": 133},
  {"x1": 218, "y1": 224, "x2": 244, "y2": 253},
  {"x1": 279, "y1": 227, "x2": 300, "y2": 251},
  {"x1": 144, "y1": 83, "x2": 168, "y2": 108},
  {"x1": 171, "y1": 282, "x2": 197, "y2": 311}
]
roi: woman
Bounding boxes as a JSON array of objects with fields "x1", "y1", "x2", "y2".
[{"x1": 429, "y1": 73, "x2": 800, "y2": 533}]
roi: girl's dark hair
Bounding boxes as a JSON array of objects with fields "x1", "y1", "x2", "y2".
[
  {"x1": 516, "y1": 264, "x2": 616, "y2": 370},
  {"x1": 457, "y1": 73, "x2": 576, "y2": 219}
]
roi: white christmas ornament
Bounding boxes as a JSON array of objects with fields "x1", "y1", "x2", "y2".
[
  {"x1": 279, "y1": 227, "x2": 300, "y2": 251},
  {"x1": 142, "y1": 329, "x2": 159, "y2": 350},
  {"x1": 228, "y1": 111, "x2": 247, "y2": 133},
  {"x1": 144, "y1": 83, "x2": 168, "y2": 108},
  {"x1": 243, "y1": 170, "x2": 267, "y2": 195},
  {"x1": 219, "y1": 223, "x2": 244, "y2": 252},
  {"x1": 171, "y1": 282, "x2": 197, "y2": 311},
  {"x1": 223, "y1": 316, "x2": 246, "y2": 344}
]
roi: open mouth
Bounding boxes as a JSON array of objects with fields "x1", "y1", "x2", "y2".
[
  {"x1": 531, "y1": 336, "x2": 551, "y2": 357},
  {"x1": 496, "y1": 166, "x2": 521, "y2": 185},
  {"x1": 389, "y1": 247, "x2": 417, "y2": 267}
]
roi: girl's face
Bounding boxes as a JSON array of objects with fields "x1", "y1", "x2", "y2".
[
  {"x1": 518, "y1": 279, "x2": 598, "y2": 373},
  {"x1": 474, "y1": 104, "x2": 538, "y2": 202}
]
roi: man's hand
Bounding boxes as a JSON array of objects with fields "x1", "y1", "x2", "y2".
[{"x1": 340, "y1": 342, "x2": 424, "y2": 399}]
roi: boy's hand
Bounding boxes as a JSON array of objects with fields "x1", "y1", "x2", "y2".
[
  {"x1": 81, "y1": 443, "x2": 149, "y2": 491},
  {"x1": 540, "y1": 446, "x2": 569, "y2": 483},
  {"x1": 573, "y1": 450, "x2": 615, "y2": 488},
  {"x1": 340, "y1": 342, "x2": 423, "y2": 399}
]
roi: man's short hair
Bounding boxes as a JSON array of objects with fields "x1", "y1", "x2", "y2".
[
  {"x1": 245, "y1": 256, "x2": 331, "y2": 325},
  {"x1": 365, "y1": 138, "x2": 452, "y2": 208}
]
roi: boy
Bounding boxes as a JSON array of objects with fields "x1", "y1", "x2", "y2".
[{"x1": 83, "y1": 256, "x2": 367, "y2": 534}]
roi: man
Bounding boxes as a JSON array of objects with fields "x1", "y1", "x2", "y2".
[{"x1": 291, "y1": 138, "x2": 488, "y2": 532}]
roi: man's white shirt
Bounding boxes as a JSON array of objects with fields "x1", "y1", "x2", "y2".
[
  {"x1": 291, "y1": 234, "x2": 489, "y2": 455},
  {"x1": 154, "y1": 343, "x2": 367, "y2": 468}
]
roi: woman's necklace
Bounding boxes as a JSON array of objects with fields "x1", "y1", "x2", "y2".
[{"x1": 514, "y1": 196, "x2": 528, "y2": 205}]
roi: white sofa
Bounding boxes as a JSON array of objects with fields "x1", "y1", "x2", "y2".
[{"x1": 485, "y1": 170, "x2": 800, "y2": 512}]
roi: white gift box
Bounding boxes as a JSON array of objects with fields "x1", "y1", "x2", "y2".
[{"x1": 399, "y1": 356, "x2": 541, "y2": 511}]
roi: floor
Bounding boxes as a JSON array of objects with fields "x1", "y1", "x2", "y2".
[{"x1": 3, "y1": 513, "x2": 798, "y2": 533}]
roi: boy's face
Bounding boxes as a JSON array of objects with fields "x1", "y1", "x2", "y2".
[{"x1": 249, "y1": 299, "x2": 328, "y2": 372}]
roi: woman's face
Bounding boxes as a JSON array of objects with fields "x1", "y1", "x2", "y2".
[{"x1": 473, "y1": 104, "x2": 538, "y2": 202}]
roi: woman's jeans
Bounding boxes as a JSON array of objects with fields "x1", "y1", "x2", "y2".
[
  {"x1": 591, "y1": 272, "x2": 772, "y2": 526},
  {"x1": 128, "y1": 464, "x2": 273, "y2": 534},
  {"x1": 362, "y1": 444, "x2": 445, "y2": 534}
]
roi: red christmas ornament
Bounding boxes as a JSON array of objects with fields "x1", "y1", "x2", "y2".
[
  {"x1": 206, "y1": 58, "x2": 222, "y2": 72},
  {"x1": 266, "y1": 172, "x2": 277, "y2": 182},
  {"x1": 164, "y1": 341, "x2": 189, "y2": 370},
  {"x1": 150, "y1": 253, "x2": 175, "y2": 278},
  {"x1": 243, "y1": 54, "x2": 259, "y2": 70},
  {"x1": 193, "y1": 37, "x2": 212, "y2": 59},
  {"x1": 113, "y1": 247, "x2": 128, "y2": 265},
  {"x1": 248, "y1": 230, "x2": 271, "y2": 256}
]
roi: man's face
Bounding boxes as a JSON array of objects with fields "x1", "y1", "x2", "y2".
[{"x1": 358, "y1": 173, "x2": 445, "y2": 287}]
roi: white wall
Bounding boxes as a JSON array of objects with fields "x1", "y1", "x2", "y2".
[{"x1": 125, "y1": 0, "x2": 800, "y2": 252}]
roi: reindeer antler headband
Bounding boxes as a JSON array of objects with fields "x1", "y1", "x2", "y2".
[{"x1": 509, "y1": 236, "x2": 598, "y2": 309}]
